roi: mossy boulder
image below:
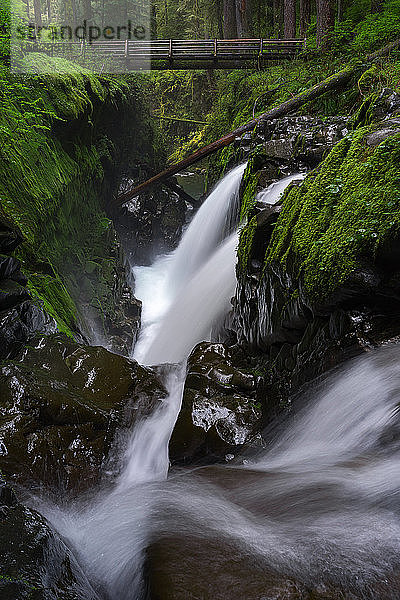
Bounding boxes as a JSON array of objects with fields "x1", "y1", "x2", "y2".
[
  {"x1": 0, "y1": 474, "x2": 100, "y2": 600},
  {"x1": 169, "y1": 343, "x2": 261, "y2": 465},
  {"x1": 0, "y1": 334, "x2": 167, "y2": 495}
]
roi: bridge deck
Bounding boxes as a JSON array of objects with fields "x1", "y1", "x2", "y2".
[{"x1": 88, "y1": 38, "x2": 305, "y2": 69}]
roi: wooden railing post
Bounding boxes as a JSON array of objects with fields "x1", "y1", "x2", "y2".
[{"x1": 125, "y1": 39, "x2": 129, "y2": 58}]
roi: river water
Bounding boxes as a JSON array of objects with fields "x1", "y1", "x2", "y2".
[{"x1": 41, "y1": 166, "x2": 400, "y2": 599}]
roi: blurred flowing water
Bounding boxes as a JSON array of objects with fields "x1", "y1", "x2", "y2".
[{"x1": 38, "y1": 167, "x2": 400, "y2": 599}]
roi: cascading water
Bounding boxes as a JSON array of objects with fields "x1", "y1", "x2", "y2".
[
  {"x1": 132, "y1": 162, "x2": 246, "y2": 364},
  {"x1": 36, "y1": 168, "x2": 400, "y2": 600}
]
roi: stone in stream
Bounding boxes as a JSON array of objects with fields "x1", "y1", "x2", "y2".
[
  {"x1": 169, "y1": 342, "x2": 262, "y2": 465},
  {"x1": 0, "y1": 333, "x2": 167, "y2": 495},
  {"x1": 146, "y1": 466, "x2": 400, "y2": 600},
  {"x1": 0, "y1": 474, "x2": 100, "y2": 600}
]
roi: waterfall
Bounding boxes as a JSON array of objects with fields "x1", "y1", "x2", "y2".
[
  {"x1": 132, "y1": 163, "x2": 246, "y2": 363},
  {"x1": 142, "y1": 232, "x2": 238, "y2": 365},
  {"x1": 38, "y1": 168, "x2": 400, "y2": 600}
]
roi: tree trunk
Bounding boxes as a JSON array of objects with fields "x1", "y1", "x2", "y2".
[
  {"x1": 273, "y1": 0, "x2": 283, "y2": 38},
  {"x1": 83, "y1": 0, "x2": 92, "y2": 25},
  {"x1": 316, "y1": 0, "x2": 334, "y2": 49},
  {"x1": 235, "y1": 0, "x2": 252, "y2": 38},
  {"x1": 33, "y1": 0, "x2": 42, "y2": 28},
  {"x1": 284, "y1": 0, "x2": 296, "y2": 39},
  {"x1": 71, "y1": 0, "x2": 78, "y2": 29},
  {"x1": 117, "y1": 65, "x2": 356, "y2": 204},
  {"x1": 300, "y1": 0, "x2": 311, "y2": 36},
  {"x1": 224, "y1": 0, "x2": 237, "y2": 38}
]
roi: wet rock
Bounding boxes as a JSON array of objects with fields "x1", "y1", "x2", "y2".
[
  {"x1": 169, "y1": 343, "x2": 261, "y2": 465},
  {"x1": 0, "y1": 221, "x2": 23, "y2": 253},
  {"x1": 369, "y1": 88, "x2": 400, "y2": 121},
  {"x1": 233, "y1": 250, "x2": 400, "y2": 423},
  {"x1": 0, "y1": 474, "x2": 100, "y2": 600},
  {"x1": 257, "y1": 116, "x2": 348, "y2": 170},
  {"x1": 0, "y1": 254, "x2": 26, "y2": 284},
  {"x1": 0, "y1": 300, "x2": 57, "y2": 360},
  {"x1": 0, "y1": 279, "x2": 30, "y2": 310},
  {"x1": 365, "y1": 121, "x2": 400, "y2": 147},
  {"x1": 0, "y1": 334, "x2": 167, "y2": 495},
  {"x1": 113, "y1": 186, "x2": 187, "y2": 265}
]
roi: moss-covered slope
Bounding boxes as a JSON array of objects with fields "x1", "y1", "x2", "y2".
[{"x1": 0, "y1": 58, "x2": 152, "y2": 338}]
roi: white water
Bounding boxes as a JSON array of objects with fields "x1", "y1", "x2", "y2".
[
  {"x1": 37, "y1": 168, "x2": 400, "y2": 599},
  {"x1": 132, "y1": 163, "x2": 246, "y2": 364},
  {"x1": 256, "y1": 172, "x2": 306, "y2": 205}
]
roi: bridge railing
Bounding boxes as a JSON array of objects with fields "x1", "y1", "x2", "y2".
[{"x1": 89, "y1": 38, "x2": 305, "y2": 60}]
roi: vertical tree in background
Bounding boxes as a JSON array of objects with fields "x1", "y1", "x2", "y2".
[
  {"x1": 235, "y1": 0, "x2": 252, "y2": 37},
  {"x1": 284, "y1": 0, "x2": 296, "y2": 38},
  {"x1": 83, "y1": 0, "x2": 92, "y2": 24},
  {"x1": 223, "y1": 0, "x2": 237, "y2": 38},
  {"x1": 316, "y1": 0, "x2": 334, "y2": 48},
  {"x1": 300, "y1": 0, "x2": 311, "y2": 36},
  {"x1": 273, "y1": 0, "x2": 283, "y2": 38},
  {"x1": 33, "y1": 0, "x2": 42, "y2": 26}
]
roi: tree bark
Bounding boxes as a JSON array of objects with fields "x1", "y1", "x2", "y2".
[
  {"x1": 235, "y1": 0, "x2": 252, "y2": 38},
  {"x1": 33, "y1": 0, "x2": 42, "y2": 28},
  {"x1": 273, "y1": 0, "x2": 283, "y2": 38},
  {"x1": 316, "y1": 0, "x2": 334, "y2": 49},
  {"x1": 224, "y1": 0, "x2": 237, "y2": 38},
  {"x1": 117, "y1": 65, "x2": 356, "y2": 204},
  {"x1": 284, "y1": 0, "x2": 296, "y2": 39},
  {"x1": 300, "y1": 0, "x2": 311, "y2": 36}
]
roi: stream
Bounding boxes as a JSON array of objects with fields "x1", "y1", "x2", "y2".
[{"x1": 39, "y1": 166, "x2": 400, "y2": 599}]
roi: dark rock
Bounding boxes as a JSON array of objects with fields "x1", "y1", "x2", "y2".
[
  {"x1": 369, "y1": 88, "x2": 400, "y2": 121},
  {"x1": 0, "y1": 279, "x2": 30, "y2": 310},
  {"x1": 112, "y1": 186, "x2": 187, "y2": 265},
  {"x1": 0, "y1": 334, "x2": 167, "y2": 495},
  {"x1": 0, "y1": 475, "x2": 100, "y2": 600},
  {"x1": 169, "y1": 343, "x2": 261, "y2": 465},
  {"x1": 257, "y1": 115, "x2": 348, "y2": 170},
  {"x1": 0, "y1": 300, "x2": 57, "y2": 360},
  {"x1": 0, "y1": 222, "x2": 23, "y2": 253},
  {"x1": 0, "y1": 253, "x2": 26, "y2": 283},
  {"x1": 233, "y1": 251, "x2": 400, "y2": 424}
]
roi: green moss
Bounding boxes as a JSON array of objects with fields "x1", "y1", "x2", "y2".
[
  {"x1": 27, "y1": 274, "x2": 77, "y2": 337},
  {"x1": 265, "y1": 126, "x2": 400, "y2": 299},
  {"x1": 237, "y1": 216, "x2": 258, "y2": 273},
  {"x1": 0, "y1": 56, "x2": 149, "y2": 336}
]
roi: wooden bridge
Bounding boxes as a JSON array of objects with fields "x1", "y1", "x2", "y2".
[{"x1": 88, "y1": 38, "x2": 305, "y2": 69}]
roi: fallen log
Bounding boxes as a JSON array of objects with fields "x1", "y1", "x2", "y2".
[
  {"x1": 117, "y1": 65, "x2": 355, "y2": 204},
  {"x1": 116, "y1": 37, "x2": 400, "y2": 205}
]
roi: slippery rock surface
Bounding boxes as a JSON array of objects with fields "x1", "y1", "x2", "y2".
[
  {"x1": 169, "y1": 343, "x2": 261, "y2": 465},
  {"x1": 0, "y1": 219, "x2": 57, "y2": 361},
  {"x1": 113, "y1": 185, "x2": 187, "y2": 265},
  {"x1": 257, "y1": 115, "x2": 348, "y2": 171},
  {"x1": 0, "y1": 334, "x2": 167, "y2": 495},
  {"x1": 0, "y1": 475, "x2": 100, "y2": 600}
]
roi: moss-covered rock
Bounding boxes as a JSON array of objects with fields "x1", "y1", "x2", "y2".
[
  {"x1": 266, "y1": 123, "x2": 400, "y2": 299},
  {"x1": 0, "y1": 334, "x2": 167, "y2": 495}
]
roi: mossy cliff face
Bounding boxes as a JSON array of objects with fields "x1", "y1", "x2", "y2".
[
  {"x1": 234, "y1": 99, "x2": 400, "y2": 422},
  {"x1": 0, "y1": 61, "x2": 152, "y2": 351}
]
